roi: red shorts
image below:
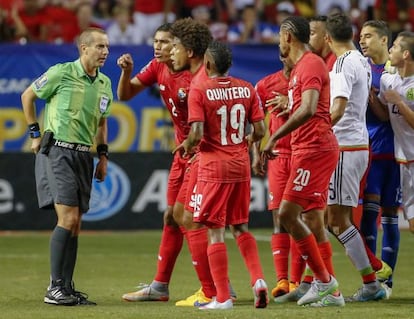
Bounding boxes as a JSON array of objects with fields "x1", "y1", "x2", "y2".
[
  {"x1": 267, "y1": 155, "x2": 291, "y2": 210},
  {"x1": 177, "y1": 155, "x2": 199, "y2": 212},
  {"x1": 167, "y1": 152, "x2": 188, "y2": 206},
  {"x1": 193, "y1": 180, "x2": 250, "y2": 228},
  {"x1": 283, "y1": 149, "x2": 339, "y2": 212}
]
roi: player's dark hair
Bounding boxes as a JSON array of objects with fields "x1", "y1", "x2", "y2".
[
  {"x1": 207, "y1": 40, "x2": 232, "y2": 75},
  {"x1": 362, "y1": 20, "x2": 390, "y2": 46},
  {"x1": 155, "y1": 23, "x2": 172, "y2": 34},
  {"x1": 280, "y1": 16, "x2": 310, "y2": 44},
  {"x1": 326, "y1": 13, "x2": 353, "y2": 42},
  {"x1": 398, "y1": 31, "x2": 414, "y2": 58},
  {"x1": 309, "y1": 15, "x2": 328, "y2": 23},
  {"x1": 170, "y1": 17, "x2": 213, "y2": 57}
]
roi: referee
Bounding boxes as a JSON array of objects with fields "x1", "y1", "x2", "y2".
[{"x1": 21, "y1": 27, "x2": 112, "y2": 306}]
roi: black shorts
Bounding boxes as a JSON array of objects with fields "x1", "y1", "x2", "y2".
[{"x1": 35, "y1": 145, "x2": 94, "y2": 213}]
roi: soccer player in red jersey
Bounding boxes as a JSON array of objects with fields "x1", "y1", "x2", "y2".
[
  {"x1": 274, "y1": 15, "x2": 339, "y2": 301},
  {"x1": 262, "y1": 16, "x2": 343, "y2": 307},
  {"x1": 117, "y1": 23, "x2": 195, "y2": 303},
  {"x1": 309, "y1": 16, "x2": 337, "y2": 72},
  {"x1": 170, "y1": 17, "x2": 241, "y2": 306},
  {"x1": 254, "y1": 57, "x2": 303, "y2": 297},
  {"x1": 168, "y1": 17, "x2": 235, "y2": 307},
  {"x1": 181, "y1": 40, "x2": 268, "y2": 310},
  {"x1": 119, "y1": 20, "x2": 235, "y2": 306}
]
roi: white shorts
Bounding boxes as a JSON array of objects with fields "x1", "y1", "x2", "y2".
[
  {"x1": 327, "y1": 150, "x2": 369, "y2": 207},
  {"x1": 401, "y1": 162, "x2": 414, "y2": 220}
]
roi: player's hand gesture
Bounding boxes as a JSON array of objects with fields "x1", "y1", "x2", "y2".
[
  {"x1": 266, "y1": 92, "x2": 289, "y2": 116},
  {"x1": 261, "y1": 137, "x2": 279, "y2": 161},
  {"x1": 117, "y1": 54, "x2": 134, "y2": 72},
  {"x1": 172, "y1": 139, "x2": 195, "y2": 158},
  {"x1": 252, "y1": 152, "x2": 265, "y2": 176},
  {"x1": 383, "y1": 89, "x2": 401, "y2": 105}
]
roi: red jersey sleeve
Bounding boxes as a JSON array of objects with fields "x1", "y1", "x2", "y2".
[
  {"x1": 299, "y1": 56, "x2": 327, "y2": 93},
  {"x1": 188, "y1": 86, "x2": 205, "y2": 124},
  {"x1": 136, "y1": 59, "x2": 159, "y2": 86},
  {"x1": 247, "y1": 88, "x2": 265, "y2": 124}
]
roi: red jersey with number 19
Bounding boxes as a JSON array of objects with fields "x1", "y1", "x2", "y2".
[
  {"x1": 137, "y1": 58, "x2": 192, "y2": 144},
  {"x1": 188, "y1": 76, "x2": 265, "y2": 183},
  {"x1": 288, "y1": 51, "x2": 337, "y2": 153}
]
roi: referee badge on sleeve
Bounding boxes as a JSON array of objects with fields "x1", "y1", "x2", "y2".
[
  {"x1": 34, "y1": 73, "x2": 48, "y2": 90},
  {"x1": 99, "y1": 96, "x2": 109, "y2": 113}
]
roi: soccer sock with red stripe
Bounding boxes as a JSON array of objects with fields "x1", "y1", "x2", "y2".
[{"x1": 337, "y1": 225, "x2": 376, "y2": 283}]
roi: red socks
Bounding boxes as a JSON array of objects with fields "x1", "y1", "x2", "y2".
[
  {"x1": 318, "y1": 241, "x2": 335, "y2": 276},
  {"x1": 236, "y1": 232, "x2": 264, "y2": 286},
  {"x1": 186, "y1": 228, "x2": 215, "y2": 298},
  {"x1": 290, "y1": 237, "x2": 305, "y2": 283},
  {"x1": 154, "y1": 225, "x2": 184, "y2": 283},
  {"x1": 271, "y1": 233, "x2": 290, "y2": 281},
  {"x1": 295, "y1": 234, "x2": 330, "y2": 283},
  {"x1": 207, "y1": 242, "x2": 230, "y2": 303}
]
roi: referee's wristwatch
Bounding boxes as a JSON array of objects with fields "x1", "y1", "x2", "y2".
[
  {"x1": 28, "y1": 122, "x2": 41, "y2": 138},
  {"x1": 97, "y1": 144, "x2": 109, "y2": 159}
]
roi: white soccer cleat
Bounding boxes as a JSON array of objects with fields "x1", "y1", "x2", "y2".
[
  {"x1": 309, "y1": 293, "x2": 345, "y2": 307},
  {"x1": 297, "y1": 276, "x2": 338, "y2": 306},
  {"x1": 253, "y1": 278, "x2": 269, "y2": 308},
  {"x1": 199, "y1": 298, "x2": 233, "y2": 310}
]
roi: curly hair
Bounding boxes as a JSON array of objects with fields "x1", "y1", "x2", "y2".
[{"x1": 170, "y1": 18, "x2": 213, "y2": 57}]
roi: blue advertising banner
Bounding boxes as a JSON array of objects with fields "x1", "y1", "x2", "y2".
[
  {"x1": 0, "y1": 153, "x2": 272, "y2": 230},
  {"x1": 0, "y1": 43, "x2": 282, "y2": 152}
]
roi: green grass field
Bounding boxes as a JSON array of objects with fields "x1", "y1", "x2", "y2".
[{"x1": 1, "y1": 229, "x2": 413, "y2": 319}]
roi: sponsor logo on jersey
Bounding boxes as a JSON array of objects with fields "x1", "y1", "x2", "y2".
[
  {"x1": 177, "y1": 88, "x2": 187, "y2": 101},
  {"x1": 406, "y1": 88, "x2": 414, "y2": 101}
]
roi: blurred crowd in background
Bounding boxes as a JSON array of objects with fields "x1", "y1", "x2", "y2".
[{"x1": 1, "y1": 0, "x2": 414, "y2": 46}]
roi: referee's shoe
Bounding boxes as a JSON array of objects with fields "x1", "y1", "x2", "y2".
[
  {"x1": 44, "y1": 279, "x2": 77, "y2": 306},
  {"x1": 67, "y1": 281, "x2": 97, "y2": 306}
]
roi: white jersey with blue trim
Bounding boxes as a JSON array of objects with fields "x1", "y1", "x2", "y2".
[{"x1": 379, "y1": 72, "x2": 414, "y2": 163}]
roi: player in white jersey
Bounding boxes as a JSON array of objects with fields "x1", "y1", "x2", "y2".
[
  {"x1": 325, "y1": 13, "x2": 387, "y2": 302},
  {"x1": 329, "y1": 47, "x2": 370, "y2": 208},
  {"x1": 374, "y1": 31, "x2": 414, "y2": 233}
]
